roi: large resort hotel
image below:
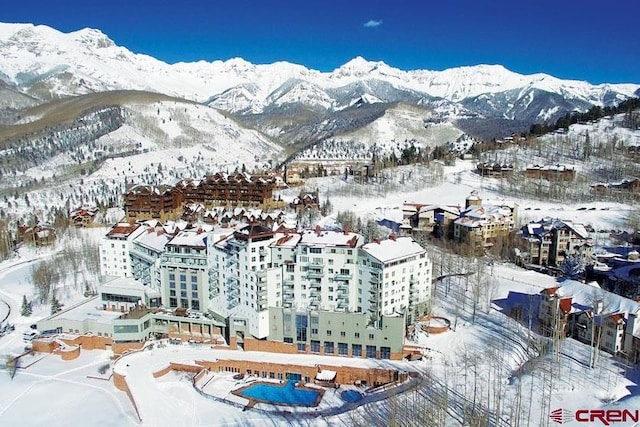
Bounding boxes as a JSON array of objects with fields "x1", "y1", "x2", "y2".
[{"x1": 33, "y1": 216, "x2": 433, "y2": 413}]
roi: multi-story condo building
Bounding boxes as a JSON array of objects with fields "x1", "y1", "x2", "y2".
[
  {"x1": 124, "y1": 172, "x2": 280, "y2": 221},
  {"x1": 401, "y1": 203, "x2": 460, "y2": 239},
  {"x1": 129, "y1": 225, "x2": 172, "y2": 291},
  {"x1": 209, "y1": 224, "x2": 279, "y2": 339},
  {"x1": 524, "y1": 164, "x2": 576, "y2": 181},
  {"x1": 158, "y1": 228, "x2": 211, "y2": 312},
  {"x1": 124, "y1": 183, "x2": 185, "y2": 221},
  {"x1": 538, "y1": 280, "x2": 640, "y2": 357},
  {"x1": 360, "y1": 236, "x2": 432, "y2": 325},
  {"x1": 278, "y1": 229, "x2": 363, "y2": 313},
  {"x1": 453, "y1": 191, "x2": 518, "y2": 251},
  {"x1": 88, "y1": 218, "x2": 434, "y2": 360},
  {"x1": 517, "y1": 218, "x2": 592, "y2": 267},
  {"x1": 98, "y1": 222, "x2": 146, "y2": 278}
]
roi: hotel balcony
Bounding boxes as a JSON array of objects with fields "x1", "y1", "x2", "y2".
[
  {"x1": 309, "y1": 281, "x2": 321, "y2": 289},
  {"x1": 257, "y1": 286, "x2": 267, "y2": 300},
  {"x1": 209, "y1": 283, "x2": 220, "y2": 296},
  {"x1": 225, "y1": 276, "x2": 239, "y2": 286},
  {"x1": 334, "y1": 272, "x2": 352, "y2": 281},
  {"x1": 368, "y1": 306, "x2": 380, "y2": 318},
  {"x1": 306, "y1": 269, "x2": 324, "y2": 279}
]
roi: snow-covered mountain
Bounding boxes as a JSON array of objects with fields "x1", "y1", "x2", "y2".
[{"x1": 0, "y1": 22, "x2": 637, "y2": 128}]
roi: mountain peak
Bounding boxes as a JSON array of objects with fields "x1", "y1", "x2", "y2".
[
  {"x1": 333, "y1": 56, "x2": 389, "y2": 76},
  {"x1": 70, "y1": 27, "x2": 114, "y2": 49}
]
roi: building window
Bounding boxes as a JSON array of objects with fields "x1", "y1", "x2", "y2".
[
  {"x1": 352, "y1": 344, "x2": 362, "y2": 357},
  {"x1": 340, "y1": 331, "x2": 346, "y2": 337},
  {"x1": 311, "y1": 340, "x2": 320, "y2": 353},
  {"x1": 380, "y1": 346, "x2": 391, "y2": 359},
  {"x1": 366, "y1": 345, "x2": 377, "y2": 358},
  {"x1": 297, "y1": 343, "x2": 306, "y2": 352},
  {"x1": 191, "y1": 300, "x2": 200, "y2": 311},
  {"x1": 284, "y1": 337, "x2": 293, "y2": 344},
  {"x1": 169, "y1": 298, "x2": 177, "y2": 308},
  {"x1": 355, "y1": 332, "x2": 360, "y2": 339},
  {"x1": 326, "y1": 330, "x2": 332, "y2": 336},
  {"x1": 369, "y1": 333, "x2": 374, "y2": 340},
  {"x1": 311, "y1": 328, "x2": 318, "y2": 335},
  {"x1": 338, "y1": 342, "x2": 348, "y2": 356},
  {"x1": 324, "y1": 341, "x2": 334, "y2": 354},
  {"x1": 296, "y1": 315, "x2": 308, "y2": 342}
]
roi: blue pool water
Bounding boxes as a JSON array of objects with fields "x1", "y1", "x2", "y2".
[
  {"x1": 341, "y1": 390, "x2": 363, "y2": 403},
  {"x1": 237, "y1": 380, "x2": 320, "y2": 406}
]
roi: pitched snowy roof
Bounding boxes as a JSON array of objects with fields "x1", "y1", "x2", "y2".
[
  {"x1": 361, "y1": 236, "x2": 425, "y2": 263},
  {"x1": 418, "y1": 204, "x2": 461, "y2": 216},
  {"x1": 132, "y1": 227, "x2": 172, "y2": 252},
  {"x1": 168, "y1": 229, "x2": 207, "y2": 248},
  {"x1": 106, "y1": 222, "x2": 141, "y2": 239},
  {"x1": 543, "y1": 279, "x2": 640, "y2": 317},
  {"x1": 299, "y1": 229, "x2": 363, "y2": 248},
  {"x1": 270, "y1": 233, "x2": 302, "y2": 248},
  {"x1": 521, "y1": 219, "x2": 590, "y2": 240},
  {"x1": 455, "y1": 204, "x2": 514, "y2": 228},
  {"x1": 316, "y1": 370, "x2": 337, "y2": 381}
]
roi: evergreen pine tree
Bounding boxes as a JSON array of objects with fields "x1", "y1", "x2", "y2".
[
  {"x1": 50, "y1": 295, "x2": 62, "y2": 315},
  {"x1": 20, "y1": 295, "x2": 32, "y2": 317}
]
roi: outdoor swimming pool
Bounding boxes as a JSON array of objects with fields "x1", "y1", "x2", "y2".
[
  {"x1": 235, "y1": 380, "x2": 322, "y2": 406},
  {"x1": 341, "y1": 390, "x2": 363, "y2": 403}
]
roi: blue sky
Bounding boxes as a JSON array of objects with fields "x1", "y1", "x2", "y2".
[{"x1": 2, "y1": 0, "x2": 638, "y2": 84}]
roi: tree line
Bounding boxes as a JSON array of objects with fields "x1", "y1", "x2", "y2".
[{"x1": 528, "y1": 97, "x2": 640, "y2": 136}]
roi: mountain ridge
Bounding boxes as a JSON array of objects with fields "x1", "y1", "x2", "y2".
[{"x1": 0, "y1": 22, "x2": 637, "y2": 126}]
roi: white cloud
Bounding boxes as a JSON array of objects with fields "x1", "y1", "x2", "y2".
[{"x1": 363, "y1": 20, "x2": 383, "y2": 28}]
